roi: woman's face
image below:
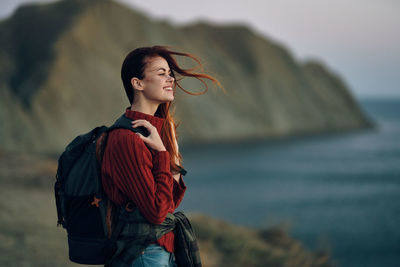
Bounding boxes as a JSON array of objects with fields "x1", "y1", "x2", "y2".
[{"x1": 136, "y1": 56, "x2": 175, "y2": 104}]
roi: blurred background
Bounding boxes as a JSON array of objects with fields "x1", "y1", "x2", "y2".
[{"x1": 0, "y1": 0, "x2": 398, "y2": 266}]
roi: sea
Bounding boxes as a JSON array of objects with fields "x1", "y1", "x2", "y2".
[{"x1": 179, "y1": 98, "x2": 400, "y2": 267}]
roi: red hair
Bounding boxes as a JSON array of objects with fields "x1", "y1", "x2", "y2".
[{"x1": 121, "y1": 45, "x2": 225, "y2": 173}]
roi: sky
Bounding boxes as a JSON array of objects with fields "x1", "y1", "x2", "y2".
[{"x1": 1, "y1": 0, "x2": 399, "y2": 99}]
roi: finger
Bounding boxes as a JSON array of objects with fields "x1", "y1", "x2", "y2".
[
  {"x1": 132, "y1": 119, "x2": 152, "y2": 126},
  {"x1": 131, "y1": 120, "x2": 143, "y2": 125},
  {"x1": 132, "y1": 121, "x2": 156, "y2": 133},
  {"x1": 131, "y1": 119, "x2": 148, "y2": 125},
  {"x1": 135, "y1": 132, "x2": 146, "y2": 140},
  {"x1": 131, "y1": 120, "x2": 149, "y2": 128}
]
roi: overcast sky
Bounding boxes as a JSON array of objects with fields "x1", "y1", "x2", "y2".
[{"x1": 1, "y1": 0, "x2": 399, "y2": 99}]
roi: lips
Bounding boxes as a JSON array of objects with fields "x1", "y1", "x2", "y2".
[{"x1": 163, "y1": 86, "x2": 173, "y2": 91}]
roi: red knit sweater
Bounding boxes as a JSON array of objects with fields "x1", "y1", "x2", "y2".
[{"x1": 101, "y1": 108, "x2": 187, "y2": 253}]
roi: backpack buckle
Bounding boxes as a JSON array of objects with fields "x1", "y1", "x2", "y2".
[{"x1": 125, "y1": 202, "x2": 135, "y2": 212}]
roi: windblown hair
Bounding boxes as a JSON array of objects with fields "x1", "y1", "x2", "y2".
[{"x1": 121, "y1": 45, "x2": 224, "y2": 173}]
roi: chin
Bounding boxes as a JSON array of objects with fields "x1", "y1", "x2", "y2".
[{"x1": 160, "y1": 98, "x2": 174, "y2": 104}]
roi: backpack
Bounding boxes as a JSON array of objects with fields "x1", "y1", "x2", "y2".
[{"x1": 54, "y1": 114, "x2": 149, "y2": 265}]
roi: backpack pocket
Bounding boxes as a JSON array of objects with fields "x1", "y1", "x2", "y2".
[
  {"x1": 66, "y1": 195, "x2": 105, "y2": 237},
  {"x1": 68, "y1": 235, "x2": 114, "y2": 264}
]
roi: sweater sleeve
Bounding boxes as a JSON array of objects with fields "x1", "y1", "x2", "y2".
[{"x1": 108, "y1": 130, "x2": 174, "y2": 224}]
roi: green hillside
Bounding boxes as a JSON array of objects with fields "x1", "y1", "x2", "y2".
[{"x1": 0, "y1": 0, "x2": 372, "y2": 153}]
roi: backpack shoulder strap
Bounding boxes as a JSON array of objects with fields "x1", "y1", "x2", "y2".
[{"x1": 107, "y1": 114, "x2": 149, "y2": 137}]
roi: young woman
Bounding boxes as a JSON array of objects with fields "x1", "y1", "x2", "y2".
[{"x1": 101, "y1": 46, "x2": 224, "y2": 267}]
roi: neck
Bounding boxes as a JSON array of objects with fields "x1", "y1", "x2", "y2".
[{"x1": 130, "y1": 101, "x2": 160, "y2": 116}]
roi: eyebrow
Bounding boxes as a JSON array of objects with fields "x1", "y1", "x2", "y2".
[{"x1": 154, "y1": 67, "x2": 171, "y2": 72}]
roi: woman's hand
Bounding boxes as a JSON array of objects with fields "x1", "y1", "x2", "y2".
[{"x1": 131, "y1": 119, "x2": 166, "y2": 152}]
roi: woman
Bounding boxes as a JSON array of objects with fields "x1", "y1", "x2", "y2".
[{"x1": 101, "y1": 45, "x2": 224, "y2": 267}]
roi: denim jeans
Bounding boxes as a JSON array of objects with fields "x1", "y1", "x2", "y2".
[{"x1": 131, "y1": 244, "x2": 177, "y2": 267}]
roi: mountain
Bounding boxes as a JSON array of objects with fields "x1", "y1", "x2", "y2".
[{"x1": 0, "y1": 0, "x2": 373, "y2": 153}]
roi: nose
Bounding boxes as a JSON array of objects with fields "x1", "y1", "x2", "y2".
[{"x1": 167, "y1": 74, "x2": 174, "y2": 82}]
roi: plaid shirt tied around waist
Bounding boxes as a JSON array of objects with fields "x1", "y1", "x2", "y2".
[{"x1": 106, "y1": 208, "x2": 201, "y2": 267}]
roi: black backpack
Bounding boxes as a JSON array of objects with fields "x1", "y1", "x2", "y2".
[{"x1": 54, "y1": 114, "x2": 149, "y2": 265}]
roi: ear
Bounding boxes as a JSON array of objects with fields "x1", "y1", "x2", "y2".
[{"x1": 131, "y1": 77, "x2": 144, "y2": 91}]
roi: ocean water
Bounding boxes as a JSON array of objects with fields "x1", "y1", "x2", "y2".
[{"x1": 179, "y1": 98, "x2": 400, "y2": 267}]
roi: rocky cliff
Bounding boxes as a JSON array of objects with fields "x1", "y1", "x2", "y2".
[{"x1": 0, "y1": 0, "x2": 372, "y2": 153}]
